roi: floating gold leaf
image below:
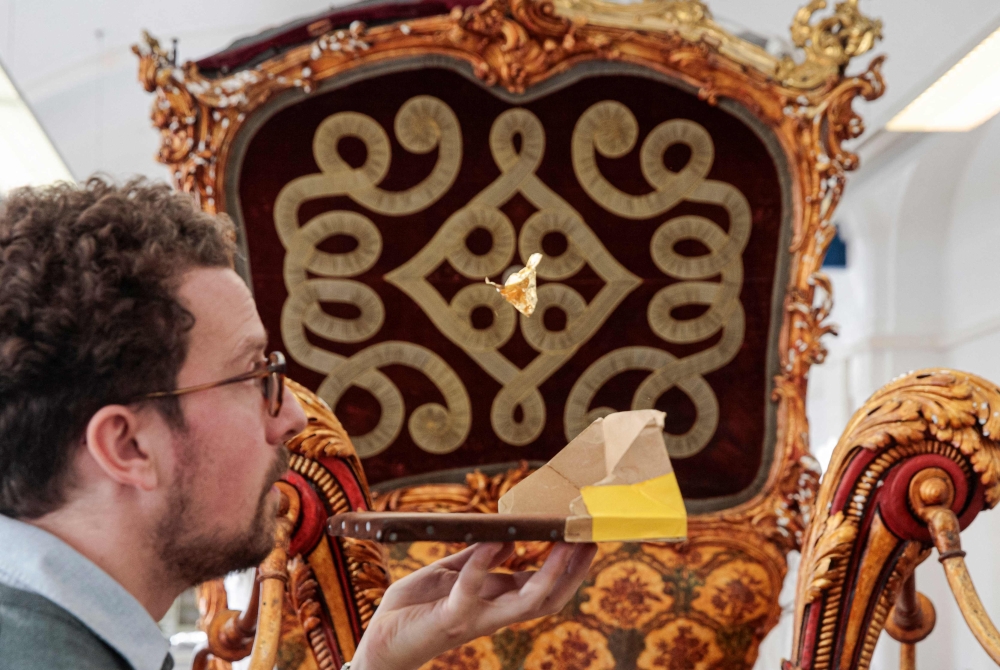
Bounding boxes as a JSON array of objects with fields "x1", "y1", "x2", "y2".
[{"x1": 487, "y1": 253, "x2": 541, "y2": 316}]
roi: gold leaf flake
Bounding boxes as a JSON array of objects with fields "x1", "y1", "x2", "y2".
[{"x1": 487, "y1": 253, "x2": 541, "y2": 316}]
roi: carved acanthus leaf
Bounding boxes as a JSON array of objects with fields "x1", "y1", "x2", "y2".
[
  {"x1": 785, "y1": 273, "x2": 837, "y2": 372},
  {"x1": 339, "y1": 537, "x2": 390, "y2": 628},
  {"x1": 287, "y1": 556, "x2": 339, "y2": 670},
  {"x1": 286, "y1": 379, "x2": 356, "y2": 459},
  {"x1": 288, "y1": 556, "x2": 324, "y2": 633},
  {"x1": 804, "y1": 511, "x2": 857, "y2": 603}
]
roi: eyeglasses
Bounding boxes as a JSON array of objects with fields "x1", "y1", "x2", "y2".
[{"x1": 144, "y1": 351, "x2": 287, "y2": 417}]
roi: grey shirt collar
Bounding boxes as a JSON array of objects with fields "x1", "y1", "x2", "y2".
[{"x1": 0, "y1": 514, "x2": 172, "y2": 670}]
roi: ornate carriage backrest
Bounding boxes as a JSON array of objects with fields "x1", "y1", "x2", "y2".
[
  {"x1": 135, "y1": 0, "x2": 882, "y2": 517},
  {"x1": 239, "y1": 62, "x2": 792, "y2": 513},
  {"x1": 136, "y1": 1, "x2": 886, "y2": 667}
]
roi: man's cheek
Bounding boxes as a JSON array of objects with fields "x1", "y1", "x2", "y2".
[{"x1": 202, "y1": 467, "x2": 255, "y2": 514}]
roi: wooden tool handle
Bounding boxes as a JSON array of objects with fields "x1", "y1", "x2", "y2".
[{"x1": 328, "y1": 512, "x2": 569, "y2": 543}]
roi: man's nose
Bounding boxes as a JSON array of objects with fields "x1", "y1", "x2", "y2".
[{"x1": 272, "y1": 384, "x2": 308, "y2": 445}]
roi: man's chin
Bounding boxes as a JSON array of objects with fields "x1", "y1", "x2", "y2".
[
  {"x1": 156, "y1": 445, "x2": 289, "y2": 585},
  {"x1": 157, "y1": 497, "x2": 281, "y2": 584}
]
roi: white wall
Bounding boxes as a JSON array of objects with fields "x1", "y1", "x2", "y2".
[{"x1": 0, "y1": 0, "x2": 357, "y2": 182}]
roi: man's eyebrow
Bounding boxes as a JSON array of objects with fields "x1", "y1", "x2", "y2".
[{"x1": 227, "y1": 333, "x2": 269, "y2": 366}]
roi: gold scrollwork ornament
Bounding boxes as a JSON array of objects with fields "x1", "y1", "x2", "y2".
[{"x1": 778, "y1": 0, "x2": 883, "y2": 89}]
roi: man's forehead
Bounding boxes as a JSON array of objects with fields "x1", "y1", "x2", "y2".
[{"x1": 178, "y1": 268, "x2": 265, "y2": 361}]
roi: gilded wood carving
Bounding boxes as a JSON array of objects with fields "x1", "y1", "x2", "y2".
[
  {"x1": 135, "y1": 0, "x2": 884, "y2": 666},
  {"x1": 787, "y1": 370, "x2": 1000, "y2": 670}
]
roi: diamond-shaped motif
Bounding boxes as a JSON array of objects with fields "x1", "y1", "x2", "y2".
[{"x1": 387, "y1": 107, "x2": 639, "y2": 446}]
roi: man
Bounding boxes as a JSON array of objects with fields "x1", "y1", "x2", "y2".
[{"x1": 0, "y1": 178, "x2": 596, "y2": 670}]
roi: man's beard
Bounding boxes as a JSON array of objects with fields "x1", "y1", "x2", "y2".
[{"x1": 155, "y1": 444, "x2": 291, "y2": 586}]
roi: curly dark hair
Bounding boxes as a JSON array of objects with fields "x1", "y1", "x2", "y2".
[{"x1": 0, "y1": 177, "x2": 236, "y2": 518}]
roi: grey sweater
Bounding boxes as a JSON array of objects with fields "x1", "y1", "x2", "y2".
[
  {"x1": 0, "y1": 582, "x2": 141, "y2": 670},
  {"x1": 0, "y1": 516, "x2": 173, "y2": 670}
]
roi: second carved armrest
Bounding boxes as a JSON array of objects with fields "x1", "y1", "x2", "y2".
[{"x1": 786, "y1": 369, "x2": 1000, "y2": 670}]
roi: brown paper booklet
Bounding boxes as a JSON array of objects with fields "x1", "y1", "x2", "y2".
[{"x1": 328, "y1": 410, "x2": 687, "y2": 543}]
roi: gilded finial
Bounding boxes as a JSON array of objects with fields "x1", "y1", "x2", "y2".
[{"x1": 779, "y1": 0, "x2": 883, "y2": 89}]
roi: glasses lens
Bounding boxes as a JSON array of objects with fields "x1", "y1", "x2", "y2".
[
  {"x1": 269, "y1": 371, "x2": 284, "y2": 417},
  {"x1": 266, "y1": 352, "x2": 285, "y2": 418}
]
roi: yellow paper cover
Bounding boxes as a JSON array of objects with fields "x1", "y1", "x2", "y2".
[{"x1": 579, "y1": 472, "x2": 687, "y2": 541}]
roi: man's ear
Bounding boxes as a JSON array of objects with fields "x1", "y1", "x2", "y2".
[{"x1": 83, "y1": 405, "x2": 163, "y2": 491}]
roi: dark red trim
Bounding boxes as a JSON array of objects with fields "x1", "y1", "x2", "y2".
[
  {"x1": 798, "y1": 600, "x2": 820, "y2": 668},
  {"x1": 879, "y1": 454, "x2": 970, "y2": 543},
  {"x1": 282, "y1": 470, "x2": 327, "y2": 557},
  {"x1": 195, "y1": 0, "x2": 482, "y2": 73},
  {"x1": 830, "y1": 448, "x2": 878, "y2": 512},
  {"x1": 319, "y1": 456, "x2": 371, "y2": 511}
]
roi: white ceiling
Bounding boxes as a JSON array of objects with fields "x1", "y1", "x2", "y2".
[{"x1": 0, "y1": 0, "x2": 997, "y2": 183}]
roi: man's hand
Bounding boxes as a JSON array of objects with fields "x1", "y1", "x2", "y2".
[{"x1": 352, "y1": 541, "x2": 597, "y2": 670}]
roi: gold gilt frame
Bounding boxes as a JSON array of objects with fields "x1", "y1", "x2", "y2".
[{"x1": 135, "y1": 0, "x2": 884, "y2": 661}]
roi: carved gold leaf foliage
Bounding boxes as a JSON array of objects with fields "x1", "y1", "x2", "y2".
[
  {"x1": 789, "y1": 0, "x2": 882, "y2": 63},
  {"x1": 287, "y1": 555, "x2": 344, "y2": 670},
  {"x1": 839, "y1": 370, "x2": 1000, "y2": 507},
  {"x1": 286, "y1": 380, "x2": 356, "y2": 459},
  {"x1": 340, "y1": 537, "x2": 391, "y2": 613},
  {"x1": 804, "y1": 511, "x2": 856, "y2": 603},
  {"x1": 288, "y1": 556, "x2": 324, "y2": 633},
  {"x1": 784, "y1": 274, "x2": 837, "y2": 376},
  {"x1": 964, "y1": 440, "x2": 1000, "y2": 508},
  {"x1": 778, "y1": 0, "x2": 883, "y2": 89}
]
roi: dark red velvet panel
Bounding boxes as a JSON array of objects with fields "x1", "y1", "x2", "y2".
[{"x1": 235, "y1": 66, "x2": 786, "y2": 507}]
